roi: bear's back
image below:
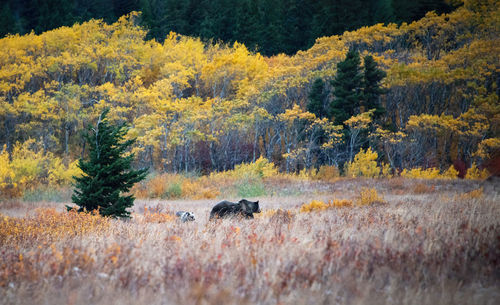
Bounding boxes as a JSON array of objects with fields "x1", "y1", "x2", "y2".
[{"x1": 210, "y1": 200, "x2": 241, "y2": 219}]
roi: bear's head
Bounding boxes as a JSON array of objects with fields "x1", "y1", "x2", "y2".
[
  {"x1": 239, "y1": 199, "x2": 261, "y2": 214},
  {"x1": 182, "y1": 212, "x2": 195, "y2": 222}
]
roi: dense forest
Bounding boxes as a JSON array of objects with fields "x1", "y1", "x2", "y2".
[
  {"x1": 0, "y1": 0, "x2": 456, "y2": 55},
  {"x1": 0, "y1": 0, "x2": 499, "y2": 194}
]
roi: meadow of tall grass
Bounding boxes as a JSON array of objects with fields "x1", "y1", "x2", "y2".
[{"x1": 1, "y1": 178, "x2": 498, "y2": 305}]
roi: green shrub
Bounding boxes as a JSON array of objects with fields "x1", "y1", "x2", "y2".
[
  {"x1": 236, "y1": 179, "x2": 267, "y2": 198},
  {"x1": 165, "y1": 182, "x2": 182, "y2": 199}
]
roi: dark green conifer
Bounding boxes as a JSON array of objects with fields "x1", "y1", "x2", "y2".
[
  {"x1": 329, "y1": 49, "x2": 363, "y2": 125},
  {"x1": 307, "y1": 78, "x2": 328, "y2": 119},
  {"x1": 70, "y1": 109, "x2": 148, "y2": 218},
  {"x1": 362, "y1": 55, "x2": 387, "y2": 119}
]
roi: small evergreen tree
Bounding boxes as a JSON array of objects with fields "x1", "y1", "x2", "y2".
[
  {"x1": 329, "y1": 49, "x2": 363, "y2": 125},
  {"x1": 362, "y1": 55, "x2": 387, "y2": 119},
  {"x1": 307, "y1": 77, "x2": 328, "y2": 118},
  {"x1": 70, "y1": 109, "x2": 148, "y2": 218}
]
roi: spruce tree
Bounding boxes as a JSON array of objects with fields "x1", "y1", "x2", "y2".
[
  {"x1": 371, "y1": 0, "x2": 395, "y2": 24},
  {"x1": 307, "y1": 77, "x2": 328, "y2": 118},
  {"x1": 329, "y1": 49, "x2": 363, "y2": 125},
  {"x1": 0, "y1": 3, "x2": 16, "y2": 36},
  {"x1": 362, "y1": 55, "x2": 387, "y2": 119},
  {"x1": 70, "y1": 109, "x2": 148, "y2": 218}
]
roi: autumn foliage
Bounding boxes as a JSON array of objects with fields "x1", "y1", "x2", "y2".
[{"x1": 0, "y1": 2, "x2": 499, "y2": 198}]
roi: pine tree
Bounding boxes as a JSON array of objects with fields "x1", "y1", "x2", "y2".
[
  {"x1": 362, "y1": 55, "x2": 387, "y2": 119},
  {"x1": 307, "y1": 78, "x2": 328, "y2": 118},
  {"x1": 113, "y1": 0, "x2": 140, "y2": 20},
  {"x1": 0, "y1": 3, "x2": 17, "y2": 36},
  {"x1": 70, "y1": 109, "x2": 148, "y2": 218},
  {"x1": 282, "y1": 0, "x2": 314, "y2": 54},
  {"x1": 371, "y1": 0, "x2": 395, "y2": 24},
  {"x1": 329, "y1": 49, "x2": 363, "y2": 125},
  {"x1": 234, "y1": 0, "x2": 260, "y2": 51}
]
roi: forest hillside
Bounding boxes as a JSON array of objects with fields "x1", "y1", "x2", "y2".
[
  {"x1": 0, "y1": 0, "x2": 499, "y2": 197},
  {"x1": 0, "y1": 0, "x2": 457, "y2": 55}
]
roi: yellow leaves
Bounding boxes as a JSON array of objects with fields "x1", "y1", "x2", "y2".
[
  {"x1": 465, "y1": 163, "x2": 490, "y2": 179},
  {"x1": 300, "y1": 198, "x2": 353, "y2": 212},
  {"x1": 401, "y1": 166, "x2": 458, "y2": 179},
  {"x1": 345, "y1": 148, "x2": 382, "y2": 178},
  {"x1": 442, "y1": 165, "x2": 459, "y2": 179},
  {"x1": 330, "y1": 199, "x2": 354, "y2": 207},
  {"x1": 14, "y1": 90, "x2": 55, "y2": 121},
  {"x1": 48, "y1": 159, "x2": 82, "y2": 185},
  {"x1": 0, "y1": 140, "x2": 82, "y2": 198},
  {"x1": 155, "y1": 33, "x2": 207, "y2": 93},
  {"x1": 406, "y1": 111, "x2": 490, "y2": 141},
  {"x1": 0, "y1": 2, "x2": 496, "y2": 181},
  {"x1": 343, "y1": 23, "x2": 401, "y2": 49},
  {"x1": 201, "y1": 41, "x2": 266, "y2": 99},
  {"x1": 9, "y1": 140, "x2": 46, "y2": 190},
  {"x1": 300, "y1": 200, "x2": 330, "y2": 212},
  {"x1": 344, "y1": 110, "x2": 374, "y2": 130},
  {"x1": 0, "y1": 145, "x2": 15, "y2": 190},
  {"x1": 251, "y1": 107, "x2": 273, "y2": 122},
  {"x1": 456, "y1": 109, "x2": 489, "y2": 137},
  {"x1": 312, "y1": 165, "x2": 340, "y2": 181},
  {"x1": 356, "y1": 188, "x2": 384, "y2": 206},
  {"x1": 381, "y1": 163, "x2": 392, "y2": 178},
  {"x1": 223, "y1": 156, "x2": 278, "y2": 179},
  {"x1": 279, "y1": 104, "x2": 316, "y2": 125},
  {"x1": 407, "y1": 113, "x2": 451, "y2": 132},
  {"x1": 375, "y1": 128, "x2": 407, "y2": 144},
  {"x1": 474, "y1": 138, "x2": 500, "y2": 159},
  {"x1": 401, "y1": 168, "x2": 439, "y2": 179}
]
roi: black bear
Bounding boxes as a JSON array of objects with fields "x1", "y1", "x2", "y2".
[{"x1": 209, "y1": 199, "x2": 261, "y2": 220}]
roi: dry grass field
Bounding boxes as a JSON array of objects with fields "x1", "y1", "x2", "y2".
[{"x1": 1, "y1": 178, "x2": 499, "y2": 305}]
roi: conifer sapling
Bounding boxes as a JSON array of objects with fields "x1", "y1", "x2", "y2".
[{"x1": 69, "y1": 109, "x2": 148, "y2": 218}]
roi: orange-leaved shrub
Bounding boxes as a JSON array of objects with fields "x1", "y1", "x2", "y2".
[
  {"x1": 300, "y1": 200, "x2": 330, "y2": 212},
  {"x1": 140, "y1": 206, "x2": 176, "y2": 223},
  {"x1": 458, "y1": 187, "x2": 484, "y2": 200},
  {"x1": 312, "y1": 165, "x2": 340, "y2": 181},
  {"x1": 412, "y1": 183, "x2": 436, "y2": 194},
  {"x1": 132, "y1": 173, "x2": 220, "y2": 199},
  {"x1": 0, "y1": 208, "x2": 109, "y2": 245}
]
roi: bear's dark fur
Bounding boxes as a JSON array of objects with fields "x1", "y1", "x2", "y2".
[{"x1": 209, "y1": 199, "x2": 261, "y2": 220}]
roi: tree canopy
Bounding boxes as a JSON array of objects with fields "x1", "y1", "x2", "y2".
[
  {"x1": 0, "y1": 0, "x2": 456, "y2": 56},
  {"x1": 0, "y1": 0, "x2": 498, "y2": 182}
]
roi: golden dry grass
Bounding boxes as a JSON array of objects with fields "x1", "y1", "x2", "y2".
[{"x1": 0, "y1": 178, "x2": 499, "y2": 305}]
